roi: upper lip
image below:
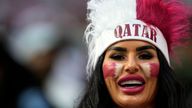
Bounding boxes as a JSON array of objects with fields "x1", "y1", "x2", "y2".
[{"x1": 117, "y1": 75, "x2": 145, "y2": 86}]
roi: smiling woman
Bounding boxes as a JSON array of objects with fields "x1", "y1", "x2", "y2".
[
  {"x1": 78, "y1": 0, "x2": 190, "y2": 108},
  {"x1": 102, "y1": 41, "x2": 159, "y2": 108}
]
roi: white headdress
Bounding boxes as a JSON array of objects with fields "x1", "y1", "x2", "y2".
[{"x1": 85, "y1": 0, "x2": 189, "y2": 79}]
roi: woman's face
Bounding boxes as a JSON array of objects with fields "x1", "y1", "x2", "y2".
[{"x1": 102, "y1": 40, "x2": 159, "y2": 108}]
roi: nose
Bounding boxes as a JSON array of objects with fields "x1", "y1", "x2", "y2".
[{"x1": 124, "y1": 57, "x2": 139, "y2": 73}]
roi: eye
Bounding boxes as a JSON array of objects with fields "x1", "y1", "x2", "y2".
[
  {"x1": 138, "y1": 52, "x2": 153, "y2": 60},
  {"x1": 110, "y1": 53, "x2": 126, "y2": 61}
]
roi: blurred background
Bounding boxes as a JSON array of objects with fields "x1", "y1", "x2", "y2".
[{"x1": 0, "y1": 0, "x2": 191, "y2": 108}]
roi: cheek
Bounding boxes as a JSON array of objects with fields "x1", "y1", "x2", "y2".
[
  {"x1": 103, "y1": 62, "x2": 116, "y2": 79},
  {"x1": 150, "y1": 63, "x2": 160, "y2": 77},
  {"x1": 141, "y1": 63, "x2": 160, "y2": 78},
  {"x1": 103, "y1": 62, "x2": 123, "y2": 79}
]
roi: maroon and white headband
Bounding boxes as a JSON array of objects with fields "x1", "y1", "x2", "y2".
[
  {"x1": 95, "y1": 20, "x2": 169, "y2": 66},
  {"x1": 85, "y1": 0, "x2": 171, "y2": 78}
]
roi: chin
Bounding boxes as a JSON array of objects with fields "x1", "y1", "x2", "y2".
[{"x1": 114, "y1": 93, "x2": 155, "y2": 108}]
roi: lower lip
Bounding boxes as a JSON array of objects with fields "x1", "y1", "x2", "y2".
[{"x1": 119, "y1": 85, "x2": 145, "y2": 94}]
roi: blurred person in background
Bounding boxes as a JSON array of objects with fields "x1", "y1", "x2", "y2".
[{"x1": 2, "y1": 3, "x2": 87, "y2": 108}]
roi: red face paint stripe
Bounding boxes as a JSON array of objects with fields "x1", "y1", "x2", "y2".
[
  {"x1": 150, "y1": 63, "x2": 160, "y2": 77},
  {"x1": 103, "y1": 62, "x2": 116, "y2": 79}
]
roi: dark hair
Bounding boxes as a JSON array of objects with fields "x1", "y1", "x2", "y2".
[
  {"x1": 78, "y1": 49, "x2": 186, "y2": 108},
  {"x1": 155, "y1": 49, "x2": 186, "y2": 108}
]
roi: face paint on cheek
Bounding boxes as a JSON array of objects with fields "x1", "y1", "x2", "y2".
[
  {"x1": 103, "y1": 62, "x2": 123, "y2": 79},
  {"x1": 140, "y1": 63, "x2": 151, "y2": 78},
  {"x1": 114, "y1": 63, "x2": 123, "y2": 78},
  {"x1": 150, "y1": 63, "x2": 160, "y2": 77},
  {"x1": 140, "y1": 63, "x2": 160, "y2": 78}
]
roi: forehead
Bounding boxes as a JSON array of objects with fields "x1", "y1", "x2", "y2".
[{"x1": 108, "y1": 40, "x2": 154, "y2": 50}]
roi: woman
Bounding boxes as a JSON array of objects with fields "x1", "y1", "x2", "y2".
[{"x1": 78, "y1": 0, "x2": 190, "y2": 108}]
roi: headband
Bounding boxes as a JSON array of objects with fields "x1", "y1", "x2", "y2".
[
  {"x1": 94, "y1": 20, "x2": 169, "y2": 69},
  {"x1": 85, "y1": 0, "x2": 189, "y2": 79}
]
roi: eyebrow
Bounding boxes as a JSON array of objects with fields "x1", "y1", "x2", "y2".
[
  {"x1": 108, "y1": 45, "x2": 156, "y2": 52},
  {"x1": 136, "y1": 45, "x2": 156, "y2": 52},
  {"x1": 108, "y1": 47, "x2": 127, "y2": 52}
]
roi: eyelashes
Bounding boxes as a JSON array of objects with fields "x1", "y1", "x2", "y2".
[
  {"x1": 138, "y1": 52, "x2": 154, "y2": 60},
  {"x1": 109, "y1": 51, "x2": 154, "y2": 61},
  {"x1": 110, "y1": 53, "x2": 126, "y2": 61}
]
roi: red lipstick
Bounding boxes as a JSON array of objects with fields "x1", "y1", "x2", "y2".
[{"x1": 118, "y1": 75, "x2": 145, "y2": 94}]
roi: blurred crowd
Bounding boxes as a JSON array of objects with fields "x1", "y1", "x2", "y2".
[
  {"x1": 0, "y1": 0, "x2": 192, "y2": 108},
  {"x1": 0, "y1": 0, "x2": 87, "y2": 108}
]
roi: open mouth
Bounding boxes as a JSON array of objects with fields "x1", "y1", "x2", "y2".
[
  {"x1": 119, "y1": 80, "x2": 145, "y2": 88},
  {"x1": 118, "y1": 75, "x2": 145, "y2": 94}
]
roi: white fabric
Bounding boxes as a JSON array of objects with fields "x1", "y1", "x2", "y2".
[
  {"x1": 85, "y1": 0, "x2": 170, "y2": 79},
  {"x1": 93, "y1": 20, "x2": 170, "y2": 71}
]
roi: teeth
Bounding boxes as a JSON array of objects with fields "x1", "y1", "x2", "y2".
[{"x1": 121, "y1": 80, "x2": 143, "y2": 85}]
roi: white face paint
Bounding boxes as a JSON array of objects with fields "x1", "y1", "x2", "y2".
[
  {"x1": 114, "y1": 63, "x2": 123, "y2": 78},
  {"x1": 140, "y1": 63, "x2": 151, "y2": 78},
  {"x1": 140, "y1": 62, "x2": 160, "y2": 78}
]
